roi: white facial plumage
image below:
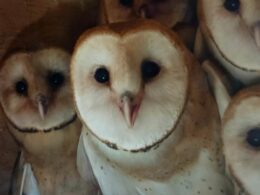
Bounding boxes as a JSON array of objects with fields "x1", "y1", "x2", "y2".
[
  {"x1": 72, "y1": 25, "x2": 187, "y2": 151},
  {"x1": 0, "y1": 48, "x2": 75, "y2": 132},
  {"x1": 198, "y1": 0, "x2": 260, "y2": 85},
  {"x1": 72, "y1": 20, "x2": 234, "y2": 195}
]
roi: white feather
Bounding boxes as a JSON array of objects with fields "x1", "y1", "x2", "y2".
[
  {"x1": 199, "y1": 0, "x2": 260, "y2": 85},
  {"x1": 20, "y1": 163, "x2": 40, "y2": 195},
  {"x1": 77, "y1": 131, "x2": 97, "y2": 184},
  {"x1": 11, "y1": 152, "x2": 40, "y2": 195}
]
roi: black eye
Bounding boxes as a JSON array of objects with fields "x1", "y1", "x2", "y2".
[
  {"x1": 48, "y1": 72, "x2": 64, "y2": 90},
  {"x1": 94, "y1": 67, "x2": 109, "y2": 84},
  {"x1": 119, "y1": 0, "x2": 133, "y2": 7},
  {"x1": 141, "y1": 60, "x2": 161, "y2": 81},
  {"x1": 224, "y1": 0, "x2": 240, "y2": 12},
  {"x1": 15, "y1": 79, "x2": 28, "y2": 96},
  {"x1": 246, "y1": 128, "x2": 260, "y2": 148}
]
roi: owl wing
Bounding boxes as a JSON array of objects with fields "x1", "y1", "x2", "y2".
[
  {"x1": 77, "y1": 131, "x2": 98, "y2": 185},
  {"x1": 194, "y1": 28, "x2": 209, "y2": 62},
  {"x1": 202, "y1": 60, "x2": 231, "y2": 118},
  {"x1": 10, "y1": 151, "x2": 40, "y2": 195}
]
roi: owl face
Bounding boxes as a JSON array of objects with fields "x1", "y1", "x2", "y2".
[
  {"x1": 101, "y1": 0, "x2": 191, "y2": 28},
  {"x1": 222, "y1": 87, "x2": 260, "y2": 195},
  {"x1": 72, "y1": 20, "x2": 188, "y2": 151},
  {"x1": 199, "y1": 0, "x2": 260, "y2": 85},
  {"x1": 203, "y1": 60, "x2": 260, "y2": 195},
  {"x1": 0, "y1": 48, "x2": 76, "y2": 132}
]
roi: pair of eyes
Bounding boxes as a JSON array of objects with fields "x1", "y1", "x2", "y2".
[
  {"x1": 15, "y1": 72, "x2": 65, "y2": 96},
  {"x1": 119, "y1": 0, "x2": 241, "y2": 13},
  {"x1": 94, "y1": 60, "x2": 160, "y2": 84}
]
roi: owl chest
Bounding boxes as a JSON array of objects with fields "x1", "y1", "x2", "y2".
[
  {"x1": 17, "y1": 127, "x2": 91, "y2": 194},
  {"x1": 83, "y1": 134, "x2": 233, "y2": 195},
  {"x1": 10, "y1": 123, "x2": 79, "y2": 157},
  {"x1": 32, "y1": 160, "x2": 89, "y2": 195}
]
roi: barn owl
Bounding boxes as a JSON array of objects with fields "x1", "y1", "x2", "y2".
[
  {"x1": 0, "y1": 3, "x2": 99, "y2": 195},
  {"x1": 99, "y1": 0, "x2": 197, "y2": 50},
  {"x1": 0, "y1": 48, "x2": 99, "y2": 195},
  {"x1": 196, "y1": 0, "x2": 260, "y2": 86},
  {"x1": 203, "y1": 60, "x2": 260, "y2": 195},
  {"x1": 71, "y1": 19, "x2": 234, "y2": 195},
  {"x1": 99, "y1": 0, "x2": 195, "y2": 26}
]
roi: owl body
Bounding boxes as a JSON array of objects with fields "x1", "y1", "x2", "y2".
[
  {"x1": 197, "y1": 0, "x2": 260, "y2": 86},
  {"x1": 0, "y1": 48, "x2": 98, "y2": 195},
  {"x1": 82, "y1": 128, "x2": 232, "y2": 195},
  {"x1": 72, "y1": 20, "x2": 233, "y2": 195},
  {"x1": 0, "y1": 2, "x2": 100, "y2": 194},
  {"x1": 9, "y1": 118, "x2": 91, "y2": 195},
  {"x1": 203, "y1": 60, "x2": 260, "y2": 195}
]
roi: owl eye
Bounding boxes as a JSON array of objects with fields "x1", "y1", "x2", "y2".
[
  {"x1": 119, "y1": 0, "x2": 133, "y2": 7},
  {"x1": 48, "y1": 72, "x2": 65, "y2": 90},
  {"x1": 15, "y1": 79, "x2": 28, "y2": 96},
  {"x1": 94, "y1": 67, "x2": 110, "y2": 84},
  {"x1": 224, "y1": 0, "x2": 240, "y2": 12},
  {"x1": 246, "y1": 128, "x2": 260, "y2": 148},
  {"x1": 141, "y1": 60, "x2": 161, "y2": 81}
]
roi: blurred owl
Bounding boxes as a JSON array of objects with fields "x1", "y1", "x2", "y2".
[
  {"x1": 196, "y1": 0, "x2": 260, "y2": 86},
  {"x1": 203, "y1": 60, "x2": 260, "y2": 195},
  {"x1": 99, "y1": 0, "x2": 195, "y2": 26},
  {"x1": 71, "y1": 19, "x2": 233, "y2": 195},
  {"x1": 0, "y1": 2, "x2": 100, "y2": 195},
  {"x1": 99, "y1": 0, "x2": 197, "y2": 50}
]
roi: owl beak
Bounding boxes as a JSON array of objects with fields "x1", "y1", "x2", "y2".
[
  {"x1": 36, "y1": 95, "x2": 49, "y2": 120},
  {"x1": 119, "y1": 93, "x2": 141, "y2": 128}
]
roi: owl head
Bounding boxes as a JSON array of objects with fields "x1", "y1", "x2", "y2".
[
  {"x1": 0, "y1": 3, "x2": 91, "y2": 132},
  {"x1": 70, "y1": 19, "x2": 217, "y2": 153},
  {"x1": 100, "y1": 0, "x2": 195, "y2": 28},
  {"x1": 198, "y1": 0, "x2": 260, "y2": 85},
  {"x1": 0, "y1": 48, "x2": 76, "y2": 132},
  {"x1": 203, "y1": 60, "x2": 260, "y2": 195}
]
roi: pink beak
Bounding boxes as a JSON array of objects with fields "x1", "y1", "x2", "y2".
[
  {"x1": 119, "y1": 94, "x2": 141, "y2": 128},
  {"x1": 36, "y1": 94, "x2": 49, "y2": 120}
]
